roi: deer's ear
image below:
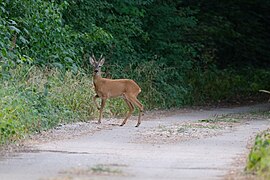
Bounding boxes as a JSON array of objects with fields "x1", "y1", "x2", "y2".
[
  {"x1": 99, "y1": 57, "x2": 105, "y2": 66},
  {"x1": 89, "y1": 57, "x2": 95, "y2": 66}
]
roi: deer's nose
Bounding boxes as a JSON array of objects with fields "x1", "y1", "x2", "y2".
[{"x1": 94, "y1": 70, "x2": 98, "y2": 73}]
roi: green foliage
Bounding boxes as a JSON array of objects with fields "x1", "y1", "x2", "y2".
[
  {"x1": 1, "y1": 0, "x2": 80, "y2": 69},
  {"x1": 186, "y1": 0, "x2": 270, "y2": 68},
  {"x1": 0, "y1": 65, "x2": 127, "y2": 144},
  {"x1": 0, "y1": 90, "x2": 29, "y2": 143},
  {"x1": 142, "y1": 1, "x2": 198, "y2": 62},
  {"x1": 60, "y1": 0, "x2": 197, "y2": 109},
  {"x1": 132, "y1": 60, "x2": 192, "y2": 109},
  {"x1": 61, "y1": 0, "x2": 148, "y2": 69},
  {"x1": 0, "y1": 1, "x2": 22, "y2": 69},
  {"x1": 189, "y1": 67, "x2": 270, "y2": 103},
  {"x1": 1, "y1": 0, "x2": 269, "y2": 109},
  {"x1": 246, "y1": 128, "x2": 270, "y2": 178}
]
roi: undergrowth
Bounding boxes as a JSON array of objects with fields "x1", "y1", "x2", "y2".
[
  {"x1": 0, "y1": 65, "x2": 126, "y2": 144},
  {"x1": 0, "y1": 64, "x2": 269, "y2": 145},
  {"x1": 189, "y1": 67, "x2": 270, "y2": 103},
  {"x1": 246, "y1": 128, "x2": 270, "y2": 179}
]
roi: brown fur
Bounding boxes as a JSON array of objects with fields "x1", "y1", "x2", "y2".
[{"x1": 90, "y1": 55, "x2": 143, "y2": 127}]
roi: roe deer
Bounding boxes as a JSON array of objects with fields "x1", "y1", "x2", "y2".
[{"x1": 90, "y1": 54, "x2": 144, "y2": 127}]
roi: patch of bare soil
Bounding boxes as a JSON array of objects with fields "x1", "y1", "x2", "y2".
[
  {"x1": 27, "y1": 121, "x2": 111, "y2": 144},
  {"x1": 134, "y1": 121, "x2": 238, "y2": 144},
  {"x1": 134, "y1": 111, "x2": 270, "y2": 144},
  {"x1": 138, "y1": 107, "x2": 194, "y2": 122}
]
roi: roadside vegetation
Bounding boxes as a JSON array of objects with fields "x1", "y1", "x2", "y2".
[
  {"x1": 246, "y1": 129, "x2": 270, "y2": 179},
  {"x1": 1, "y1": 0, "x2": 270, "y2": 144},
  {"x1": 0, "y1": 66, "x2": 125, "y2": 144}
]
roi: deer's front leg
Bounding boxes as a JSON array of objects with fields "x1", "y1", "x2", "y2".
[
  {"x1": 93, "y1": 95, "x2": 100, "y2": 110},
  {"x1": 98, "y1": 98, "x2": 107, "y2": 124}
]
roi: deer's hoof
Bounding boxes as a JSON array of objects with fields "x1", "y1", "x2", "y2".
[
  {"x1": 120, "y1": 123, "x2": 125, "y2": 127},
  {"x1": 135, "y1": 124, "x2": 140, "y2": 127}
]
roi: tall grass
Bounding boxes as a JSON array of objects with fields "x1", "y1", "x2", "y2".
[
  {"x1": 1, "y1": 64, "x2": 269, "y2": 144},
  {"x1": 0, "y1": 66, "x2": 126, "y2": 144}
]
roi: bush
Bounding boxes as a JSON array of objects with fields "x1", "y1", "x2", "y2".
[
  {"x1": 246, "y1": 128, "x2": 270, "y2": 179},
  {"x1": 131, "y1": 60, "x2": 192, "y2": 109},
  {"x1": 0, "y1": 66, "x2": 126, "y2": 144},
  {"x1": 188, "y1": 66, "x2": 270, "y2": 103},
  {"x1": 0, "y1": 0, "x2": 80, "y2": 69}
]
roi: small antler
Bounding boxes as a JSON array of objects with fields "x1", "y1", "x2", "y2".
[
  {"x1": 92, "y1": 53, "x2": 96, "y2": 61},
  {"x1": 89, "y1": 53, "x2": 96, "y2": 66}
]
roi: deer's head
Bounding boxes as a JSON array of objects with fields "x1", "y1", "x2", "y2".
[{"x1": 89, "y1": 54, "x2": 105, "y2": 75}]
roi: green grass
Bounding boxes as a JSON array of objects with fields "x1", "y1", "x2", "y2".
[
  {"x1": 0, "y1": 65, "x2": 127, "y2": 144},
  {"x1": 91, "y1": 164, "x2": 122, "y2": 175},
  {"x1": 246, "y1": 129, "x2": 270, "y2": 179}
]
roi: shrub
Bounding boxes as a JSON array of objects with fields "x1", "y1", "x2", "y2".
[
  {"x1": 246, "y1": 129, "x2": 270, "y2": 179},
  {"x1": 188, "y1": 67, "x2": 270, "y2": 103},
  {"x1": 0, "y1": 65, "x2": 126, "y2": 144}
]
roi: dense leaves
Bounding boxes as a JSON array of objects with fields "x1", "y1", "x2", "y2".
[
  {"x1": 1, "y1": 0, "x2": 270, "y2": 107},
  {"x1": 184, "y1": 0, "x2": 270, "y2": 68},
  {"x1": 7, "y1": 1, "x2": 79, "y2": 68}
]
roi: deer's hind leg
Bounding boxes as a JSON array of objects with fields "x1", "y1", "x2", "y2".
[
  {"x1": 133, "y1": 97, "x2": 143, "y2": 127},
  {"x1": 120, "y1": 98, "x2": 134, "y2": 126},
  {"x1": 125, "y1": 95, "x2": 144, "y2": 127}
]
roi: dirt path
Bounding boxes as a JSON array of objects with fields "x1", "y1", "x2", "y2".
[{"x1": 0, "y1": 103, "x2": 269, "y2": 180}]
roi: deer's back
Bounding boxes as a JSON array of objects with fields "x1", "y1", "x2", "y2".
[{"x1": 94, "y1": 78, "x2": 141, "y2": 98}]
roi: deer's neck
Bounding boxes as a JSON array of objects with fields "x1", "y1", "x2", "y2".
[{"x1": 93, "y1": 73, "x2": 103, "y2": 85}]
